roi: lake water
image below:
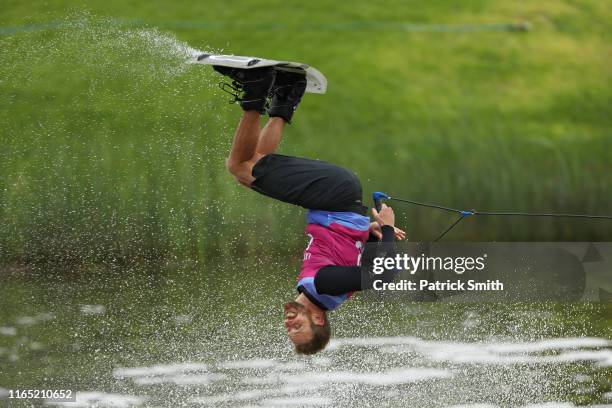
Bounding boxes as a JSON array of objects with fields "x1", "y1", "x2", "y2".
[{"x1": 0, "y1": 261, "x2": 610, "y2": 407}]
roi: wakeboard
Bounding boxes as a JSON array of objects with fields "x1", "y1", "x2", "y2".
[{"x1": 191, "y1": 53, "x2": 327, "y2": 94}]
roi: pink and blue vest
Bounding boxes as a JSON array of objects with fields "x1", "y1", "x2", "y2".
[{"x1": 297, "y1": 210, "x2": 370, "y2": 310}]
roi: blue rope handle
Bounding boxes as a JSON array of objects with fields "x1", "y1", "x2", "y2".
[{"x1": 372, "y1": 191, "x2": 389, "y2": 212}]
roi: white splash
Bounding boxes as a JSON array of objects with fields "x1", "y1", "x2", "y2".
[
  {"x1": 447, "y1": 403, "x2": 612, "y2": 408},
  {"x1": 45, "y1": 392, "x2": 146, "y2": 407},
  {"x1": 330, "y1": 336, "x2": 612, "y2": 367},
  {"x1": 133, "y1": 373, "x2": 226, "y2": 386},
  {"x1": 487, "y1": 337, "x2": 611, "y2": 353},
  {"x1": 16, "y1": 316, "x2": 37, "y2": 325},
  {"x1": 189, "y1": 389, "x2": 274, "y2": 405},
  {"x1": 244, "y1": 367, "x2": 452, "y2": 386},
  {"x1": 12, "y1": 312, "x2": 55, "y2": 326},
  {"x1": 190, "y1": 389, "x2": 331, "y2": 406},
  {"x1": 0, "y1": 327, "x2": 17, "y2": 336},
  {"x1": 80, "y1": 305, "x2": 106, "y2": 315},
  {"x1": 261, "y1": 396, "x2": 332, "y2": 406},
  {"x1": 218, "y1": 358, "x2": 277, "y2": 370},
  {"x1": 328, "y1": 336, "x2": 610, "y2": 352},
  {"x1": 113, "y1": 362, "x2": 208, "y2": 378},
  {"x1": 446, "y1": 405, "x2": 499, "y2": 408}
]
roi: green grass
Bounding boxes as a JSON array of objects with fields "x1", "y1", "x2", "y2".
[{"x1": 0, "y1": 1, "x2": 611, "y2": 265}]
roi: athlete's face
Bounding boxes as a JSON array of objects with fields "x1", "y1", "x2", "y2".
[{"x1": 283, "y1": 301, "x2": 314, "y2": 345}]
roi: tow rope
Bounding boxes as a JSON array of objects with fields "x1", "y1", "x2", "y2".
[{"x1": 372, "y1": 192, "x2": 612, "y2": 241}]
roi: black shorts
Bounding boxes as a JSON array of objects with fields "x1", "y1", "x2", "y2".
[{"x1": 251, "y1": 154, "x2": 367, "y2": 215}]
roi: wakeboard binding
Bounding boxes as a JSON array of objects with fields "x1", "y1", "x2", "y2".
[{"x1": 212, "y1": 65, "x2": 276, "y2": 113}]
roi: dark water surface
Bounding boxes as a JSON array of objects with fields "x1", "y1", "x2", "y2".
[{"x1": 0, "y1": 261, "x2": 610, "y2": 407}]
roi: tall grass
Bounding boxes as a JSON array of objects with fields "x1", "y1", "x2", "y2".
[{"x1": 0, "y1": 2, "x2": 610, "y2": 266}]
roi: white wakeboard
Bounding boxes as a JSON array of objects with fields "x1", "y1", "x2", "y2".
[{"x1": 191, "y1": 53, "x2": 327, "y2": 94}]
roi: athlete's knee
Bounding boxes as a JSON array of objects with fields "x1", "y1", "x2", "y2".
[
  {"x1": 226, "y1": 158, "x2": 245, "y2": 178},
  {"x1": 225, "y1": 159, "x2": 253, "y2": 186},
  {"x1": 225, "y1": 159, "x2": 241, "y2": 183},
  {"x1": 225, "y1": 158, "x2": 236, "y2": 175}
]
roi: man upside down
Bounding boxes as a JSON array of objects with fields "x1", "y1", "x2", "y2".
[{"x1": 213, "y1": 65, "x2": 404, "y2": 354}]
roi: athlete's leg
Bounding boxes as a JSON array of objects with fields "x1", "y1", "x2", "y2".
[
  {"x1": 226, "y1": 111, "x2": 264, "y2": 187},
  {"x1": 226, "y1": 115, "x2": 285, "y2": 186},
  {"x1": 251, "y1": 71, "x2": 307, "y2": 159},
  {"x1": 226, "y1": 69, "x2": 304, "y2": 185},
  {"x1": 214, "y1": 66, "x2": 276, "y2": 187},
  {"x1": 215, "y1": 67, "x2": 307, "y2": 190},
  {"x1": 256, "y1": 117, "x2": 285, "y2": 155},
  {"x1": 254, "y1": 69, "x2": 307, "y2": 156}
]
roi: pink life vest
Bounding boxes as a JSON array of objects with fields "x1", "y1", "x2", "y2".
[{"x1": 297, "y1": 210, "x2": 370, "y2": 310}]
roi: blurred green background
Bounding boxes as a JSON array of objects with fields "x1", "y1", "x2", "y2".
[{"x1": 1, "y1": 0, "x2": 611, "y2": 266}]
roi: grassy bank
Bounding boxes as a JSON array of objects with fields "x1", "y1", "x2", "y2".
[{"x1": 0, "y1": 1, "x2": 610, "y2": 265}]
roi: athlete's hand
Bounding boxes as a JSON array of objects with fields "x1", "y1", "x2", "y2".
[
  {"x1": 369, "y1": 222, "x2": 406, "y2": 240},
  {"x1": 393, "y1": 226, "x2": 407, "y2": 240},
  {"x1": 372, "y1": 203, "x2": 395, "y2": 228}
]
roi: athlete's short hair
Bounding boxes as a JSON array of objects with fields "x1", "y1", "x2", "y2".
[{"x1": 294, "y1": 315, "x2": 331, "y2": 355}]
